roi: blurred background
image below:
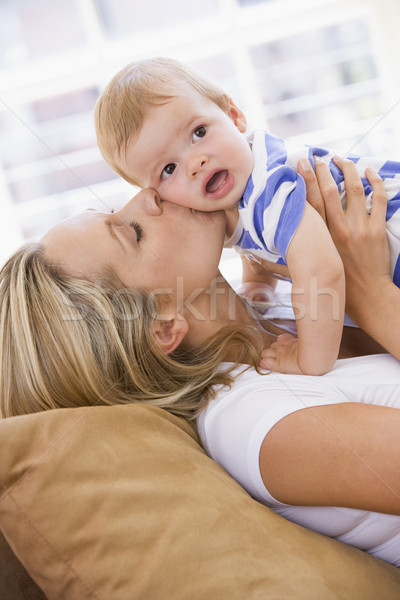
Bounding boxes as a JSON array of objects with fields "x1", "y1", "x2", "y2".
[{"x1": 1, "y1": 0, "x2": 400, "y2": 284}]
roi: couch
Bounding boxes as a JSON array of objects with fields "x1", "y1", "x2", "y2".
[{"x1": 1, "y1": 403, "x2": 399, "y2": 599}]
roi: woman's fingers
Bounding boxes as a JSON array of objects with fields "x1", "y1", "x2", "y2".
[
  {"x1": 313, "y1": 157, "x2": 344, "y2": 231},
  {"x1": 364, "y1": 167, "x2": 390, "y2": 269},
  {"x1": 298, "y1": 158, "x2": 326, "y2": 222},
  {"x1": 332, "y1": 156, "x2": 366, "y2": 216},
  {"x1": 331, "y1": 158, "x2": 387, "y2": 240},
  {"x1": 301, "y1": 155, "x2": 388, "y2": 276},
  {"x1": 365, "y1": 166, "x2": 387, "y2": 222}
]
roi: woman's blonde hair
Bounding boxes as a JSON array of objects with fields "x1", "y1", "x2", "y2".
[
  {"x1": 0, "y1": 243, "x2": 261, "y2": 421},
  {"x1": 94, "y1": 57, "x2": 228, "y2": 184}
]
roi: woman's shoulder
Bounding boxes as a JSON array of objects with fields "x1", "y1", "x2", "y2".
[
  {"x1": 326, "y1": 353, "x2": 400, "y2": 383},
  {"x1": 210, "y1": 353, "x2": 400, "y2": 415},
  {"x1": 222, "y1": 353, "x2": 400, "y2": 386}
]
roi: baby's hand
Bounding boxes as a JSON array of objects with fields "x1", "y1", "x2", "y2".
[{"x1": 260, "y1": 334, "x2": 303, "y2": 374}]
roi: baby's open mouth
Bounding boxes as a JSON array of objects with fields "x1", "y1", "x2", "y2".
[{"x1": 206, "y1": 170, "x2": 228, "y2": 193}]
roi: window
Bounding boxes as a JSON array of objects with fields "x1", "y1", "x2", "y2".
[{"x1": 1, "y1": 0, "x2": 400, "y2": 274}]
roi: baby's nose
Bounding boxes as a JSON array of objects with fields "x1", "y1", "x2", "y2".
[{"x1": 189, "y1": 155, "x2": 208, "y2": 178}]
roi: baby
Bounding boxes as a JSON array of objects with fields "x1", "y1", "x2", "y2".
[{"x1": 94, "y1": 57, "x2": 400, "y2": 375}]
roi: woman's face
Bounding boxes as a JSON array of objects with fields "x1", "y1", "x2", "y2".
[{"x1": 42, "y1": 189, "x2": 226, "y2": 301}]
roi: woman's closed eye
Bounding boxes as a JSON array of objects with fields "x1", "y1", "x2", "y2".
[
  {"x1": 130, "y1": 221, "x2": 143, "y2": 243},
  {"x1": 192, "y1": 125, "x2": 206, "y2": 142}
]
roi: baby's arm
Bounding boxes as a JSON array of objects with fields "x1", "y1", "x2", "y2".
[{"x1": 261, "y1": 202, "x2": 345, "y2": 375}]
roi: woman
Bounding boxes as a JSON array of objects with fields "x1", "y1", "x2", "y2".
[{"x1": 0, "y1": 161, "x2": 399, "y2": 566}]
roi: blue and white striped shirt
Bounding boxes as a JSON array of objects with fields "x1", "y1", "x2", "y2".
[{"x1": 225, "y1": 130, "x2": 400, "y2": 286}]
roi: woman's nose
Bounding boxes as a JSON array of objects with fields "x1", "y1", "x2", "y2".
[
  {"x1": 143, "y1": 189, "x2": 162, "y2": 215},
  {"x1": 113, "y1": 189, "x2": 162, "y2": 222}
]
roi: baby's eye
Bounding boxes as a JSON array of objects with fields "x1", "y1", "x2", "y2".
[
  {"x1": 162, "y1": 163, "x2": 176, "y2": 178},
  {"x1": 193, "y1": 126, "x2": 206, "y2": 141},
  {"x1": 130, "y1": 221, "x2": 143, "y2": 243}
]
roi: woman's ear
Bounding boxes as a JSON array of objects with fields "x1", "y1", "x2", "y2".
[
  {"x1": 222, "y1": 95, "x2": 248, "y2": 133},
  {"x1": 153, "y1": 314, "x2": 189, "y2": 354}
]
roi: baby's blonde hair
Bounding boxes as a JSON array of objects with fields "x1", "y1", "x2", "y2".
[
  {"x1": 94, "y1": 57, "x2": 228, "y2": 184},
  {"x1": 0, "y1": 243, "x2": 261, "y2": 421}
]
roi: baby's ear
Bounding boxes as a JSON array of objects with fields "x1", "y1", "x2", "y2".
[
  {"x1": 222, "y1": 95, "x2": 247, "y2": 133},
  {"x1": 153, "y1": 314, "x2": 189, "y2": 354}
]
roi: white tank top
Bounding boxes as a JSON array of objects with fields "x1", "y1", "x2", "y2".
[{"x1": 197, "y1": 354, "x2": 400, "y2": 566}]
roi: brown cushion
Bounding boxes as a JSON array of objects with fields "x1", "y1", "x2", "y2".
[
  {"x1": 0, "y1": 404, "x2": 399, "y2": 600},
  {"x1": 0, "y1": 528, "x2": 47, "y2": 600}
]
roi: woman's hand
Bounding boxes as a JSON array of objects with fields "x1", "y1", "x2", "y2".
[
  {"x1": 298, "y1": 156, "x2": 391, "y2": 319},
  {"x1": 298, "y1": 156, "x2": 400, "y2": 361}
]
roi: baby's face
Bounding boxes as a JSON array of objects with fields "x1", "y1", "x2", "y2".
[{"x1": 119, "y1": 83, "x2": 254, "y2": 212}]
